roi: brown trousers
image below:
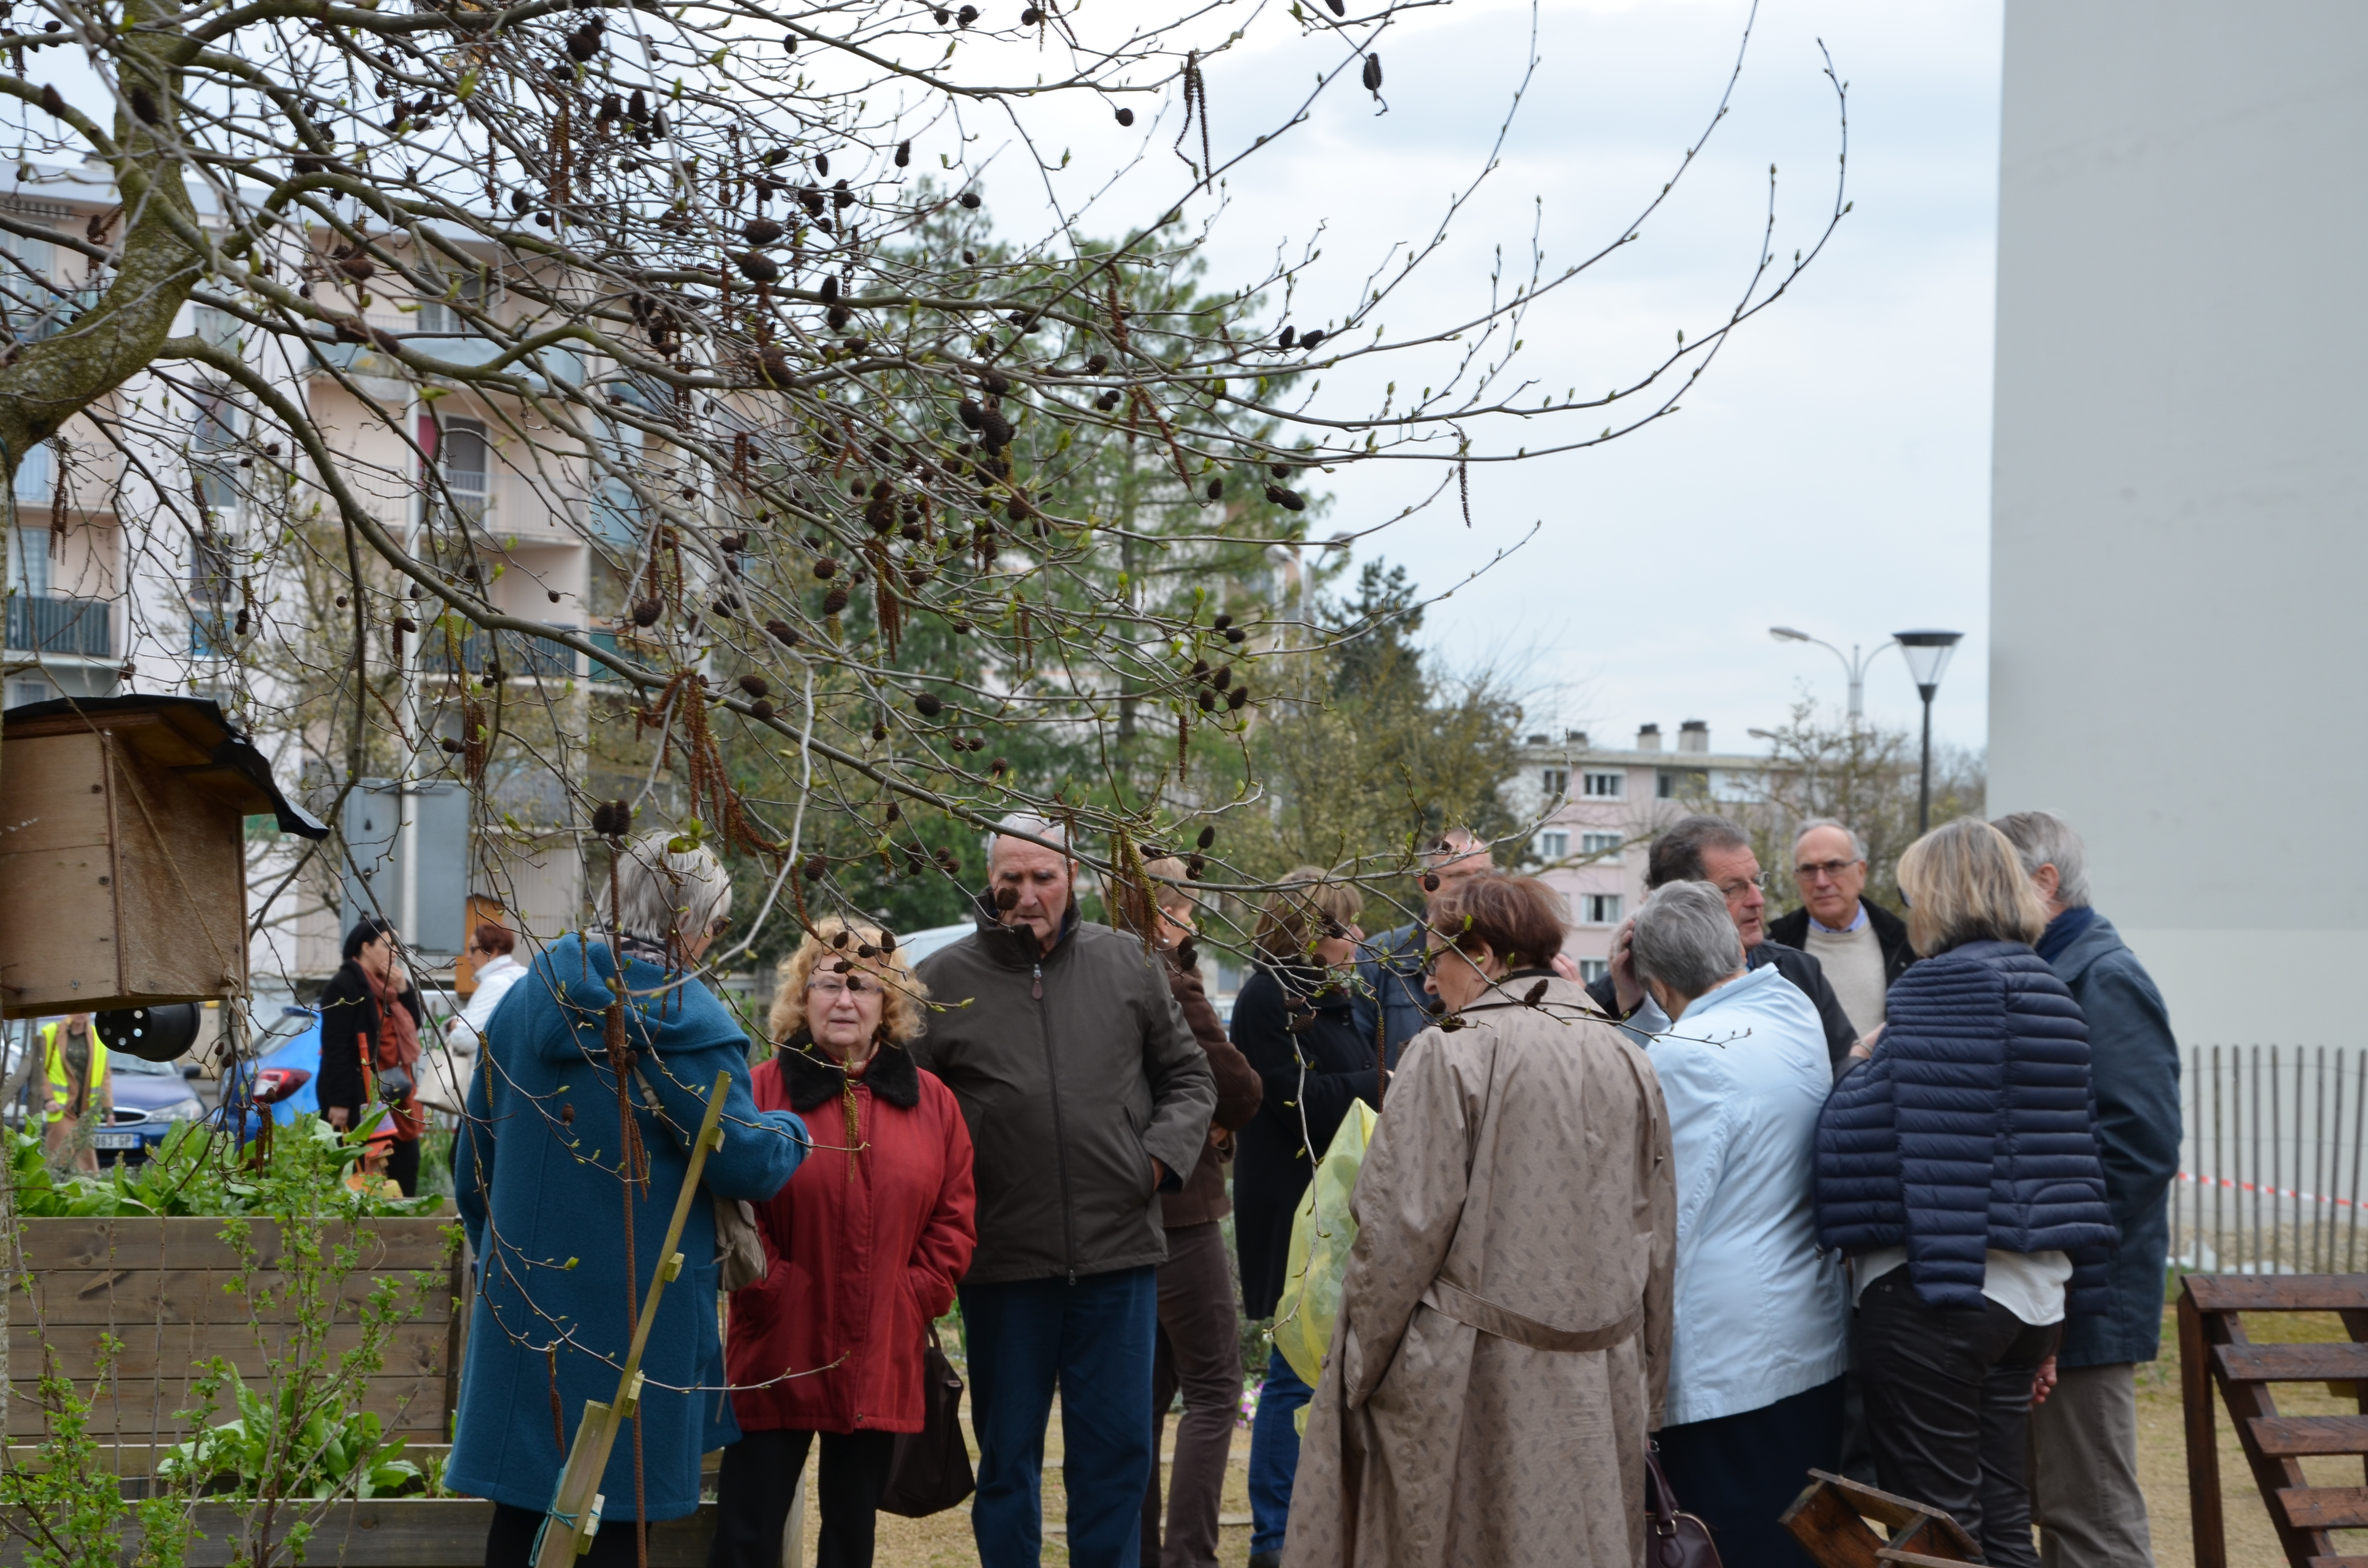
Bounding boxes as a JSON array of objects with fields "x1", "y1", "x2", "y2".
[{"x1": 1140, "y1": 1222, "x2": 1241, "y2": 1568}]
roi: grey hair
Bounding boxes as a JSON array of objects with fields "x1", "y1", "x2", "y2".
[
  {"x1": 988, "y1": 811, "x2": 1075, "y2": 864},
  {"x1": 1629, "y1": 881, "x2": 1746, "y2": 1002},
  {"x1": 1991, "y1": 811, "x2": 2091, "y2": 909},
  {"x1": 1794, "y1": 817, "x2": 1869, "y2": 863},
  {"x1": 605, "y1": 831, "x2": 734, "y2": 947},
  {"x1": 1645, "y1": 815, "x2": 1751, "y2": 890}
]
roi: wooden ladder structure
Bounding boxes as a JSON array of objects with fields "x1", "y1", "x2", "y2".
[
  {"x1": 1780, "y1": 1470, "x2": 1981, "y2": 1566},
  {"x1": 2182, "y1": 1274, "x2": 2368, "y2": 1567}
]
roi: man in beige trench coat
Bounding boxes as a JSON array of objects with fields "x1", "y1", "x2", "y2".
[{"x1": 1284, "y1": 872, "x2": 1677, "y2": 1568}]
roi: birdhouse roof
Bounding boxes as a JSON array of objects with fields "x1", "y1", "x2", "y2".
[{"x1": 0, "y1": 695, "x2": 330, "y2": 840}]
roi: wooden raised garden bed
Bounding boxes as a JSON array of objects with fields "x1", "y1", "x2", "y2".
[
  {"x1": 5, "y1": 1217, "x2": 461, "y2": 1449},
  {"x1": 0, "y1": 1498, "x2": 715, "y2": 1568}
]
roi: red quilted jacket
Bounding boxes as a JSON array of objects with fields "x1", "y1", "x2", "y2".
[{"x1": 725, "y1": 1041, "x2": 976, "y2": 1433}]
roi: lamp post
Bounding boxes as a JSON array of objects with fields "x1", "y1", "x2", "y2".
[
  {"x1": 1768, "y1": 626, "x2": 1896, "y2": 723},
  {"x1": 1894, "y1": 630, "x2": 1965, "y2": 833}
]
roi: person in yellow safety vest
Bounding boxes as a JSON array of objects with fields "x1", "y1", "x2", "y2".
[{"x1": 40, "y1": 1014, "x2": 111, "y2": 1173}]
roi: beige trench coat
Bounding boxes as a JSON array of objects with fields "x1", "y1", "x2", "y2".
[{"x1": 1283, "y1": 974, "x2": 1677, "y2": 1568}]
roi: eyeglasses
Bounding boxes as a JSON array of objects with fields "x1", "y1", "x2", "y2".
[
  {"x1": 1713, "y1": 871, "x2": 1770, "y2": 898},
  {"x1": 806, "y1": 975, "x2": 882, "y2": 998},
  {"x1": 1794, "y1": 859, "x2": 1861, "y2": 882}
]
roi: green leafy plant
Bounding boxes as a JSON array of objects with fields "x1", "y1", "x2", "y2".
[
  {"x1": 158, "y1": 1371, "x2": 425, "y2": 1501},
  {"x1": 4, "y1": 1115, "x2": 444, "y2": 1220}
]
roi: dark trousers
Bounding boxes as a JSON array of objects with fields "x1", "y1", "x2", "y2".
[
  {"x1": 1856, "y1": 1270, "x2": 2060, "y2": 1567},
  {"x1": 486, "y1": 1501, "x2": 647, "y2": 1568},
  {"x1": 961, "y1": 1266, "x2": 1159, "y2": 1568},
  {"x1": 1139, "y1": 1224, "x2": 1240, "y2": 1568},
  {"x1": 385, "y1": 1137, "x2": 420, "y2": 1196},
  {"x1": 708, "y1": 1427, "x2": 897, "y2": 1568},
  {"x1": 1655, "y1": 1376, "x2": 1845, "y2": 1568}
]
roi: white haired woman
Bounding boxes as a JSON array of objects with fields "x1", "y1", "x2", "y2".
[
  {"x1": 1630, "y1": 880, "x2": 1848, "y2": 1568},
  {"x1": 711, "y1": 918, "x2": 977, "y2": 1568},
  {"x1": 451, "y1": 832, "x2": 813, "y2": 1568}
]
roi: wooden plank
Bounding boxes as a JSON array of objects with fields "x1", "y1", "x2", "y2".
[
  {"x1": 1877, "y1": 1554, "x2": 1975, "y2": 1568},
  {"x1": 0, "y1": 1500, "x2": 713, "y2": 1568},
  {"x1": 107, "y1": 735, "x2": 247, "y2": 1003},
  {"x1": 3, "y1": 1373, "x2": 448, "y2": 1440},
  {"x1": 2183, "y1": 1288, "x2": 2227, "y2": 1568},
  {"x1": 2282, "y1": 1488, "x2": 2368, "y2": 1530},
  {"x1": 14, "y1": 1269, "x2": 452, "y2": 1327},
  {"x1": 2188, "y1": 1275, "x2": 2368, "y2": 1313},
  {"x1": 9, "y1": 1321, "x2": 447, "y2": 1381},
  {"x1": 2200, "y1": 1300, "x2": 2336, "y2": 1564},
  {"x1": 2218, "y1": 1344, "x2": 2368, "y2": 1383},
  {"x1": 2250, "y1": 1416, "x2": 2368, "y2": 1457},
  {"x1": 14, "y1": 1217, "x2": 455, "y2": 1274}
]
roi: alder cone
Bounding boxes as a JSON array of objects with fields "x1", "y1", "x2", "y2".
[
  {"x1": 821, "y1": 585, "x2": 850, "y2": 615},
  {"x1": 743, "y1": 219, "x2": 785, "y2": 245},
  {"x1": 736, "y1": 251, "x2": 781, "y2": 283}
]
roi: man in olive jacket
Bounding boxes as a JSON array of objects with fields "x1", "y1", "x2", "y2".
[{"x1": 913, "y1": 813, "x2": 1217, "y2": 1568}]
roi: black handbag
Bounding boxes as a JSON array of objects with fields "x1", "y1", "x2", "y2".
[
  {"x1": 877, "y1": 1326, "x2": 974, "y2": 1518},
  {"x1": 1644, "y1": 1443, "x2": 1724, "y2": 1568}
]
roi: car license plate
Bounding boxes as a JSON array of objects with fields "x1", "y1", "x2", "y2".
[{"x1": 91, "y1": 1131, "x2": 141, "y2": 1150}]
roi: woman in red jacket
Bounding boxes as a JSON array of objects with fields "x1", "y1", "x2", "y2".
[{"x1": 710, "y1": 919, "x2": 977, "y2": 1568}]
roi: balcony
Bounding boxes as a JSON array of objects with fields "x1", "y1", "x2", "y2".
[
  {"x1": 6, "y1": 594, "x2": 112, "y2": 658},
  {"x1": 421, "y1": 622, "x2": 580, "y2": 682}
]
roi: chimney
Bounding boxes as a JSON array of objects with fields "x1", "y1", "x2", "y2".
[
  {"x1": 1566, "y1": 729, "x2": 1588, "y2": 749},
  {"x1": 1678, "y1": 720, "x2": 1709, "y2": 754},
  {"x1": 1636, "y1": 723, "x2": 1662, "y2": 752},
  {"x1": 1526, "y1": 733, "x2": 1549, "y2": 747}
]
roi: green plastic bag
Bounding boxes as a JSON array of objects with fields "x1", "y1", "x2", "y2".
[{"x1": 1270, "y1": 1101, "x2": 1380, "y2": 1392}]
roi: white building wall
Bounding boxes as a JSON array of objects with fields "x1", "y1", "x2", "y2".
[{"x1": 1988, "y1": 1, "x2": 2368, "y2": 1044}]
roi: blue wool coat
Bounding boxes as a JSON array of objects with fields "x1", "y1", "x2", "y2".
[
  {"x1": 2047, "y1": 913, "x2": 2181, "y2": 1366},
  {"x1": 447, "y1": 935, "x2": 809, "y2": 1519},
  {"x1": 1814, "y1": 939, "x2": 2117, "y2": 1314}
]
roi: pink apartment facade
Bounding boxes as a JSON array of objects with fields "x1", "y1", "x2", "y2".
[{"x1": 1507, "y1": 722, "x2": 1785, "y2": 982}]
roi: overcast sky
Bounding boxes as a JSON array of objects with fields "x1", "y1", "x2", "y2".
[{"x1": 974, "y1": 0, "x2": 2005, "y2": 756}]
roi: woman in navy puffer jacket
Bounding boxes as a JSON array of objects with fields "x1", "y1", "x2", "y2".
[{"x1": 1816, "y1": 819, "x2": 2114, "y2": 1568}]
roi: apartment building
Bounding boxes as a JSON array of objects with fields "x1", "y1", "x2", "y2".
[
  {"x1": 1505, "y1": 722, "x2": 1776, "y2": 980},
  {"x1": 0, "y1": 161, "x2": 655, "y2": 990}
]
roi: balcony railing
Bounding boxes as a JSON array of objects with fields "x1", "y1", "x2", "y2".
[
  {"x1": 420, "y1": 623, "x2": 579, "y2": 681},
  {"x1": 6, "y1": 594, "x2": 112, "y2": 658}
]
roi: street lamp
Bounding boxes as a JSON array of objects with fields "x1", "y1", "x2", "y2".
[
  {"x1": 1768, "y1": 626, "x2": 1896, "y2": 722},
  {"x1": 1894, "y1": 629, "x2": 1965, "y2": 833}
]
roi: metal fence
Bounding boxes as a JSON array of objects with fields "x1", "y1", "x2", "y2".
[{"x1": 2176, "y1": 1045, "x2": 2368, "y2": 1276}]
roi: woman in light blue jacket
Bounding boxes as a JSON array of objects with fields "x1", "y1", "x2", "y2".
[{"x1": 1631, "y1": 881, "x2": 1848, "y2": 1568}]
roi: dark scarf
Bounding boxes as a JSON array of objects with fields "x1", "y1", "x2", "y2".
[
  {"x1": 776, "y1": 1030, "x2": 921, "y2": 1112},
  {"x1": 2036, "y1": 906, "x2": 2098, "y2": 966}
]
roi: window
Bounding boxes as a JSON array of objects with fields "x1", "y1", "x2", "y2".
[
  {"x1": 191, "y1": 390, "x2": 242, "y2": 518},
  {"x1": 190, "y1": 534, "x2": 237, "y2": 657},
  {"x1": 192, "y1": 305, "x2": 242, "y2": 351},
  {"x1": 1541, "y1": 768, "x2": 1569, "y2": 797},
  {"x1": 1657, "y1": 767, "x2": 1708, "y2": 800},
  {"x1": 421, "y1": 271, "x2": 487, "y2": 337},
  {"x1": 1582, "y1": 771, "x2": 1624, "y2": 799},
  {"x1": 12, "y1": 440, "x2": 49, "y2": 504},
  {"x1": 7, "y1": 526, "x2": 50, "y2": 597},
  {"x1": 1580, "y1": 831, "x2": 1622, "y2": 858},
  {"x1": 1578, "y1": 957, "x2": 1610, "y2": 984},
  {"x1": 1581, "y1": 893, "x2": 1623, "y2": 926},
  {"x1": 1536, "y1": 831, "x2": 1569, "y2": 862},
  {"x1": 439, "y1": 417, "x2": 491, "y2": 525}
]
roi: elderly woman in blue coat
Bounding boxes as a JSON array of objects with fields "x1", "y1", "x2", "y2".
[
  {"x1": 1629, "y1": 881, "x2": 1848, "y2": 1568},
  {"x1": 1815, "y1": 819, "x2": 2115, "y2": 1568},
  {"x1": 450, "y1": 833, "x2": 810, "y2": 1568}
]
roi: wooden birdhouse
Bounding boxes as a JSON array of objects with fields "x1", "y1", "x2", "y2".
[{"x1": 0, "y1": 696, "x2": 327, "y2": 1017}]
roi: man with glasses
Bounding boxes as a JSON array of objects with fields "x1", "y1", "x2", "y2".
[
  {"x1": 1767, "y1": 820, "x2": 1915, "y2": 1041},
  {"x1": 1585, "y1": 814, "x2": 1861, "y2": 1070},
  {"x1": 1349, "y1": 828, "x2": 1494, "y2": 1069}
]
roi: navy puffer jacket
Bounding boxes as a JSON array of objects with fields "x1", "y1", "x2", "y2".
[{"x1": 1815, "y1": 939, "x2": 2116, "y2": 1314}]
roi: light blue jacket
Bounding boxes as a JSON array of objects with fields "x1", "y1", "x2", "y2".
[{"x1": 1648, "y1": 963, "x2": 1850, "y2": 1426}]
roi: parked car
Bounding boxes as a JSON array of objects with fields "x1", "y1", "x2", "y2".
[{"x1": 91, "y1": 1054, "x2": 208, "y2": 1165}]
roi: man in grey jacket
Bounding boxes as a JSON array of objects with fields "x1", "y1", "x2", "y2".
[
  {"x1": 1996, "y1": 810, "x2": 2181, "y2": 1568},
  {"x1": 913, "y1": 813, "x2": 1217, "y2": 1568}
]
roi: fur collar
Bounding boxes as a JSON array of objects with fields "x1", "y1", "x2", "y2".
[{"x1": 777, "y1": 1032, "x2": 921, "y2": 1111}]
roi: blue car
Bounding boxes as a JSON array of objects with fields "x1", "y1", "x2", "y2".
[
  {"x1": 226, "y1": 1006, "x2": 325, "y2": 1128},
  {"x1": 91, "y1": 1052, "x2": 210, "y2": 1164}
]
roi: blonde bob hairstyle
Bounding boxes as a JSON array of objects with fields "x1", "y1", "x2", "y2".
[
  {"x1": 1897, "y1": 818, "x2": 2049, "y2": 958},
  {"x1": 1252, "y1": 866, "x2": 1365, "y2": 965},
  {"x1": 768, "y1": 917, "x2": 931, "y2": 1045}
]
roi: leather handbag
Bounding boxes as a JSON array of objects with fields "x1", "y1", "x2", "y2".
[
  {"x1": 1644, "y1": 1443, "x2": 1723, "y2": 1568},
  {"x1": 878, "y1": 1326, "x2": 974, "y2": 1518}
]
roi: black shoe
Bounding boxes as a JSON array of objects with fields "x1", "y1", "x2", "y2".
[{"x1": 1250, "y1": 1554, "x2": 1282, "y2": 1568}]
